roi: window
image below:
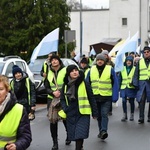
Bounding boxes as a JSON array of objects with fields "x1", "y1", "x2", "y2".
[
  {"x1": 122, "y1": 18, "x2": 127, "y2": 26},
  {"x1": 5, "y1": 62, "x2": 14, "y2": 77}
]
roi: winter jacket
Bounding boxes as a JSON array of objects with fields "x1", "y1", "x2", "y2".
[
  {"x1": 132, "y1": 58, "x2": 150, "y2": 102},
  {"x1": 0, "y1": 92, "x2": 32, "y2": 150},
  {"x1": 10, "y1": 72, "x2": 36, "y2": 113},
  {"x1": 60, "y1": 71, "x2": 98, "y2": 141}
]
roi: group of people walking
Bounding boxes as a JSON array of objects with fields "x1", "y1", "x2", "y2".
[{"x1": 1, "y1": 46, "x2": 150, "y2": 150}]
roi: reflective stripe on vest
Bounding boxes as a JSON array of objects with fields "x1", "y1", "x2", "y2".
[
  {"x1": 90, "y1": 65, "x2": 112, "y2": 96},
  {"x1": 121, "y1": 66, "x2": 135, "y2": 89},
  {"x1": 47, "y1": 67, "x2": 66, "y2": 99},
  {"x1": 64, "y1": 81, "x2": 91, "y2": 115},
  {"x1": 10, "y1": 78, "x2": 31, "y2": 105},
  {"x1": 0, "y1": 104, "x2": 23, "y2": 148},
  {"x1": 139, "y1": 58, "x2": 150, "y2": 80}
]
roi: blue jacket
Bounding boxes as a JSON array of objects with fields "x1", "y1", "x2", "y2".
[{"x1": 132, "y1": 58, "x2": 150, "y2": 102}]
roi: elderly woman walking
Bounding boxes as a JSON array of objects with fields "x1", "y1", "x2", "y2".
[{"x1": 60, "y1": 65, "x2": 98, "y2": 150}]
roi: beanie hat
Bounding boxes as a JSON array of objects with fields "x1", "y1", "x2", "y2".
[
  {"x1": 12, "y1": 65, "x2": 23, "y2": 76},
  {"x1": 96, "y1": 54, "x2": 106, "y2": 62},
  {"x1": 50, "y1": 55, "x2": 62, "y2": 64},
  {"x1": 125, "y1": 56, "x2": 133, "y2": 61},
  {"x1": 101, "y1": 50, "x2": 109, "y2": 55},
  {"x1": 124, "y1": 56, "x2": 133, "y2": 66},
  {"x1": 66, "y1": 64, "x2": 79, "y2": 76},
  {"x1": 80, "y1": 58, "x2": 88, "y2": 64}
]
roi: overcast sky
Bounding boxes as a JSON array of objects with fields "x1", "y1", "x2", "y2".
[{"x1": 77, "y1": 0, "x2": 109, "y2": 9}]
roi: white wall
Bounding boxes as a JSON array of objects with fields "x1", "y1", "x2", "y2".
[{"x1": 69, "y1": 0, "x2": 148, "y2": 56}]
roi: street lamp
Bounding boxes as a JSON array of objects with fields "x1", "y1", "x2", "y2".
[{"x1": 80, "y1": 0, "x2": 83, "y2": 58}]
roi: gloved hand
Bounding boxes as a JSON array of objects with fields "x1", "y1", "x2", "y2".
[{"x1": 28, "y1": 109, "x2": 35, "y2": 121}]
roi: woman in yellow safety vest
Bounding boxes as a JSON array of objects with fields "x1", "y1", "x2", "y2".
[
  {"x1": 60, "y1": 65, "x2": 98, "y2": 150},
  {"x1": 0, "y1": 75, "x2": 32, "y2": 150},
  {"x1": 118, "y1": 56, "x2": 137, "y2": 122}
]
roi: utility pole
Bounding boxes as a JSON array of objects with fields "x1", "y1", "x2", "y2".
[{"x1": 80, "y1": 0, "x2": 83, "y2": 58}]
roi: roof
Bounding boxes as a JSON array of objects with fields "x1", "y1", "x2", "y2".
[{"x1": 90, "y1": 38, "x2": 122, "y2": 54}]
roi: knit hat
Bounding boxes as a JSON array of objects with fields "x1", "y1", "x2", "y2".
[
  {"x1": 50, "y1": 55, "x2": 62, "y2": 64},
  {"x1": 12, "y1": 65, "x2": 23, "y2": 76},
  {"x1": 96, "y1": 54, "x2": 106, "y2": 62},
  {"x1": 66, "y1": 64, "x2": 79, "y2": 76},
  {"x1": 80, "y1": 58, "x2": 88, "y2": 64},
  {"x1": 101, "y1": 50, "x2": 109, "y2": 55},
  {"x1": 124, "y1": 56, "x2": 133, "y2": 66}
]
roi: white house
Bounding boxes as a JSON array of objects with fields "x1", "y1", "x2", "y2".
[{"x1": 69, "y1": 0, "x2": 149, "y2": 56}]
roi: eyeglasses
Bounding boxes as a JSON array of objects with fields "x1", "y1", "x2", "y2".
[{"x1": 144, "y1": 51, "x2": 150, "y2": 54}]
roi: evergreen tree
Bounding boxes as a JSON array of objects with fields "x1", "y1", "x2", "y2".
[{"x1": 0, "y1": 0, "x2": 71, "y2": 60}]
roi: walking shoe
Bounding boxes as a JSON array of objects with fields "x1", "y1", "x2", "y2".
[
  {"x1": 65, "y1": 137, "x2": 71, "y2": 145},
  {"x1": 100, "y1": 131, "x2": 108, "y2": 140},
  {"x1": 108, "y1": 112, "x2": 112, "y2": 116},
  {"x1": 97, "y1": 133, "x2": 101, "y2": 138},
  {"x1": 121, "y1": 113, "x2": 127, "y2": 122},
  {"x1": 129, "y1": 113, "x2": 134, "y2": 121},
  {"x1": 138, "y1": 119, "x2": 144, "y2": 124}
]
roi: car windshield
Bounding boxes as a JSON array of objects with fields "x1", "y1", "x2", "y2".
[
  {"x1": 29, "y1": 59, "x2": 45, "y2": 74},
  {"x1": 0, "y1": 63, "x2": 5, "y2": 74},
  {"x1": 29, "y1": 58, "x2": 78, "y2": 75}
]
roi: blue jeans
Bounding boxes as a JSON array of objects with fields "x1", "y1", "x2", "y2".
[
  {"x1": 122, "y1": 97, "x2": 135, "y2": 114},
  {"x1": 97, "y1": 100, "x2": 111, "y2": 132}
]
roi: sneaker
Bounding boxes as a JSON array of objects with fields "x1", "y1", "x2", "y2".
[
  {"x1": 121, "y1": 113, "x2": 127, "y2": 122},
  {"x1": 65, "y1": 137, "x2": 71, "y2": 145},
  {"x1": 100, "y1": 131, "x2": 108, "y2": 140},
  {"x1": 97, "y1": 133, "x2": 101, "y2": 138},
  {"x1": 138, "y1": 119, "x2": 144, "y2": 124},
  {"x1": 108, "y1": 112, "x2": 112, "y2": 116},
  {"x1": 129, "y1": 113, "x2": 134, "y2": 121}
]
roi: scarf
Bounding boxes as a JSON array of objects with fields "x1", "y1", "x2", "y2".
[
  {"x1": 0, "y1": 93, "x2": 10, "y2": 115},
  {"x1": 66, "y1": 76, "x2": 78, "y2": 101}
]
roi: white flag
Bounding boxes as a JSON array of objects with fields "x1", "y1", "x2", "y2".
[{"x1": 30, "y1": 28, "x2": 59, "y2": 64}]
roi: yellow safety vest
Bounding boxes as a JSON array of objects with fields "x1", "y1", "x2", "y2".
[
  {"x1": 0, "y1": 104, "x2": 23, "y2": 149},
  {"x1": 64, "y1": 81, "x2": 91, "y2": 115},
  {"x1": 139, "y1": 58, "x2": 150, "y2": 80},
  {"x1": 88, "y1": 58, "x2": 93, "y2": 66},
  {"x1": 10, "y1": 78, "x2": 31, "y2": 105},
  {"x1": 47, "y1": 67, "x2": 66, "y2": 99},
  {"x1": 121, "y1": 66, "x2": 135, "y2": 89},
  {"x1": 42, "y1": 61, "x2": 48, "y2": 81},
  {"x1": 90, "y1": 65, "x2": 112, "y2": 96}
]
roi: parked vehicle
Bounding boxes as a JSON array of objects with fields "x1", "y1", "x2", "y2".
[
  {"x1": 0, "y1": 55, "x2": 34, "y2": 83},
  {"x1": 28, "y1": 58, "x2": 78, "y2": 103}
]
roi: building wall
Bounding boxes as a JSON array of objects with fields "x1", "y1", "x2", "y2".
[{"x1": 69, "y1": 0, "x2": 148, "y2": 56}]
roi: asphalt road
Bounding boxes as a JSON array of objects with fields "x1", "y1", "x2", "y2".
[{"x1": 28, "y1": 100, "x2": 150, "y2": 150}]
